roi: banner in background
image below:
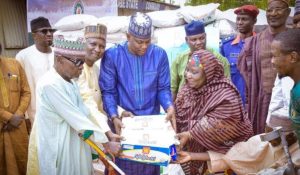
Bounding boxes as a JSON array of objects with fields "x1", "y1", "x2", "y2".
[
  {"x1": 27, "y1": 0, "x2": 118, "y2": 31},
  {"x1": 118, "y1": 0, "x2": 178, "y2": 11}
]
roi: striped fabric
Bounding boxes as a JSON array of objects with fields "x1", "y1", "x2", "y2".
[{"x1": 175, "y1": 50, "x2": 253, "y2": 174}]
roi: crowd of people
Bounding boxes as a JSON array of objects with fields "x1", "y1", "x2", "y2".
[{"x1": 1, "y1": 0, "x2": 300, "y2": 174}]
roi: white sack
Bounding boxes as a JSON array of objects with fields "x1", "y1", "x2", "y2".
[
  {"x1": 53, "y1": 30, "x2": 84, "y2": 40},
  {"x1": 153, "y1": 26, "x2": 186, "y2": 49},
  {"x1": 208, "y1": 19, "x2": 236, "y2": 38},
  {"x1": 147, "y1": 10, "x2": 185, "y2": 28},
  {"x1": 95, "y1": 16, "x2": 129, "y2": 34},
  {"x1": 106, "y1": 32, "x2": 127, "y2": 44},
  {"x1": 54, "y1": 14, "x2": 97, "y2": 31},
  {"x1": 179, "y1": 3, "x2": 220, "y2": 23}
]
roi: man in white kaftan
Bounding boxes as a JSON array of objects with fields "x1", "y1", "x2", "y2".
[
  {"x1": 16, "y1": 17, "x2": 55, "y2": 122},
  {"x1": 36, "y1": 68, "x2": 108, "y2": 175},
  {"x1": 27, "y1": 32, "x2": 118, "y2": 175}
]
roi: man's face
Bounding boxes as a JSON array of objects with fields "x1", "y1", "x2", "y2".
[
  {"x1": 186, "y1": 33, "x2": 206, "y2": 52},
  {"x1": 236, "y1": 13, "x2": 256, "y2": 34},
  {"x1": 85, "y1": 37, "x2": 106, "y2": 65},
  {"x1": 266, "y1": 1, "x2": 290, "y2": 28},
  {"x1": 127, "y1": 33, "x2": 151, "y2": 56},
  {"x1": 58, "y1": 54, "x2": 85, "y2": 80},
  {"x1": 271, "y1": 40, "x2": 292, "y2": 77},
  {"x1": 32, "y1": 27, "x2": 55, "y2": 47}
]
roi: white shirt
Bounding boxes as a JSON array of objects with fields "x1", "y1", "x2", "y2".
[
  {"x1": 266, "y1": 75, "x2": 294, "y2": 130},
  {"x1": 16, "y1": 45, "x2": 54, "y2": 122}
]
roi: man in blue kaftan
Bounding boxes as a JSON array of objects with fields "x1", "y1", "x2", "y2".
[{"x1": 99, "y1": 12, "x2": 175, "y2": 175}]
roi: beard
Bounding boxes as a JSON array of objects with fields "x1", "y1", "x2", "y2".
[{"x1": 47, "y1": 40, "x2": 53, "y2": 46}]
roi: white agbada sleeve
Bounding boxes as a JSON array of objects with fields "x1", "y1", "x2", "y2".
[{"x1": 42, "y1": 83, "x2": 108, "y2": 143}]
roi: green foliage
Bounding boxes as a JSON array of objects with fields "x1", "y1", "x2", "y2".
[{"x1": 186, "y1": 0, "x2": 295, "y2": 11}]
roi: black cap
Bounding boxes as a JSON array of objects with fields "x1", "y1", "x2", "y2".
[{"x1": 30, "y1": 16, "x2": 51, "y2": 32}]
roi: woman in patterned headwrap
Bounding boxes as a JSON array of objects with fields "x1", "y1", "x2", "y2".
[{"x1": 175, "y1": 49, "x2": 253, "y2": 175}]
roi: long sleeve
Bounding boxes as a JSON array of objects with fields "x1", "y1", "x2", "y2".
[
  {"x1": 15, "y1": 62, "x2": 31, "y2": 116},
  {"x1": 220, "y1": 43, "x2": 225, "y2": 57},
  {"x1": 158, "y1": 51, "x2": 173, "y2": 111},
  {"x1": 189, "y1": 88, "x2": 252, "y2": 153},
  {"x1": 99, "y1": 51, "x2": 118, "y2": 118},
  {"x1": 207, "y1": 151, "x2": 229, "y2": 173},
  {"x1": 77, "y1": 66, "x2": 110, "y2": 133},
  {"x1": 16, "y1": 51, "x2": 25, "y2": 68},
  {"x1": 0, "y1": 108, "x2": 13, "y2": 122},
  {"x1": 207, "y1": 135, "x2": 274, "y2": 175},
  {"x1": 82, "y1": 95, "x2": 110, "y2": 133},
  {"x1": 237, "y1": 38, "x2": 253, "y2": 89},
  {"x1": 42, "y1": 84, "x2": 108, "y2": 143},
  {"x1": 170, "y1": 56, "x2": 180, "y2": 95}
]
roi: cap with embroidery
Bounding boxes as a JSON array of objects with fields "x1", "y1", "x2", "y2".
[
  {"x1": 84, "y1": 23, "x2": 107, "y2": 40},
  {"x1": 53, "y1": 34, "x2": 85, "y2": 57},
  {"x1": 30, "y1": 16, "x2": 51, "y2": 32},
  {"x1": 128, "y1": 12, "x2": 152, "y2": 39},
  {"x1": 234, "y1": 5, "x2": 259, "y2": 18},
  {"x1": 185, "y1": 20, "x2": 205, "y2": 36},
  {"x1": 268, "y1": 0, "x2": 289, "y2": 6}
]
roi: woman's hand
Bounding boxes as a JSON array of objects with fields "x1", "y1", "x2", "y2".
[
  {"x1": 176, "y1": 131, "x2": 191, "y2": 149},
  {"x1": 176, "y1": 151, "x2": 192, "y2": 164}
]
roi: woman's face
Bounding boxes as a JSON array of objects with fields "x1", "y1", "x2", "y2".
[{"x1": 184, "y1": 63, "x2": 207, "y2": 89}]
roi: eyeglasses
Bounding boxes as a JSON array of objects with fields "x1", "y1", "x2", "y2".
[
  {"x1": 33, "y1": 29, "x2": 57, "y2": 35},
  {"x1": 59, "y1": 55, "x2": 85, "y2": 67}
]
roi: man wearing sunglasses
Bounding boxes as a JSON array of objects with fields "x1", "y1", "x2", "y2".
[
  {"x1": 16, "y1": 17, "x2": 56, "y2": 124},
  {"x1": 27, "y1": 34, "x2": 119, "y2": 175}
]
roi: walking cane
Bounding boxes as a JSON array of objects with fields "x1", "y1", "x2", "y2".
[{"x1": 79, "y1": 133, "x2": 125, "y2": 175}]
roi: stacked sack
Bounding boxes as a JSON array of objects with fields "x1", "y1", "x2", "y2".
[{"x1": 53, "y1": 3, "x2": 230, "y2": 64}]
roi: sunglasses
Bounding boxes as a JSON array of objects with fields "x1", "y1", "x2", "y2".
[
  {"x1": 34, "y1": 29, "x2": 57, "y2": 35},
  {"x1": 59, "y1": 55, "x2": 85, "y2": 67}
]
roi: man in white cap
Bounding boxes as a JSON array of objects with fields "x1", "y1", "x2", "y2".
[
  {"x1": 100, "y1": 12, "x2": 175, "y2": 175},
  {"x1": 28, "y1": 34, "x2": 120, "y2": 175}
]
